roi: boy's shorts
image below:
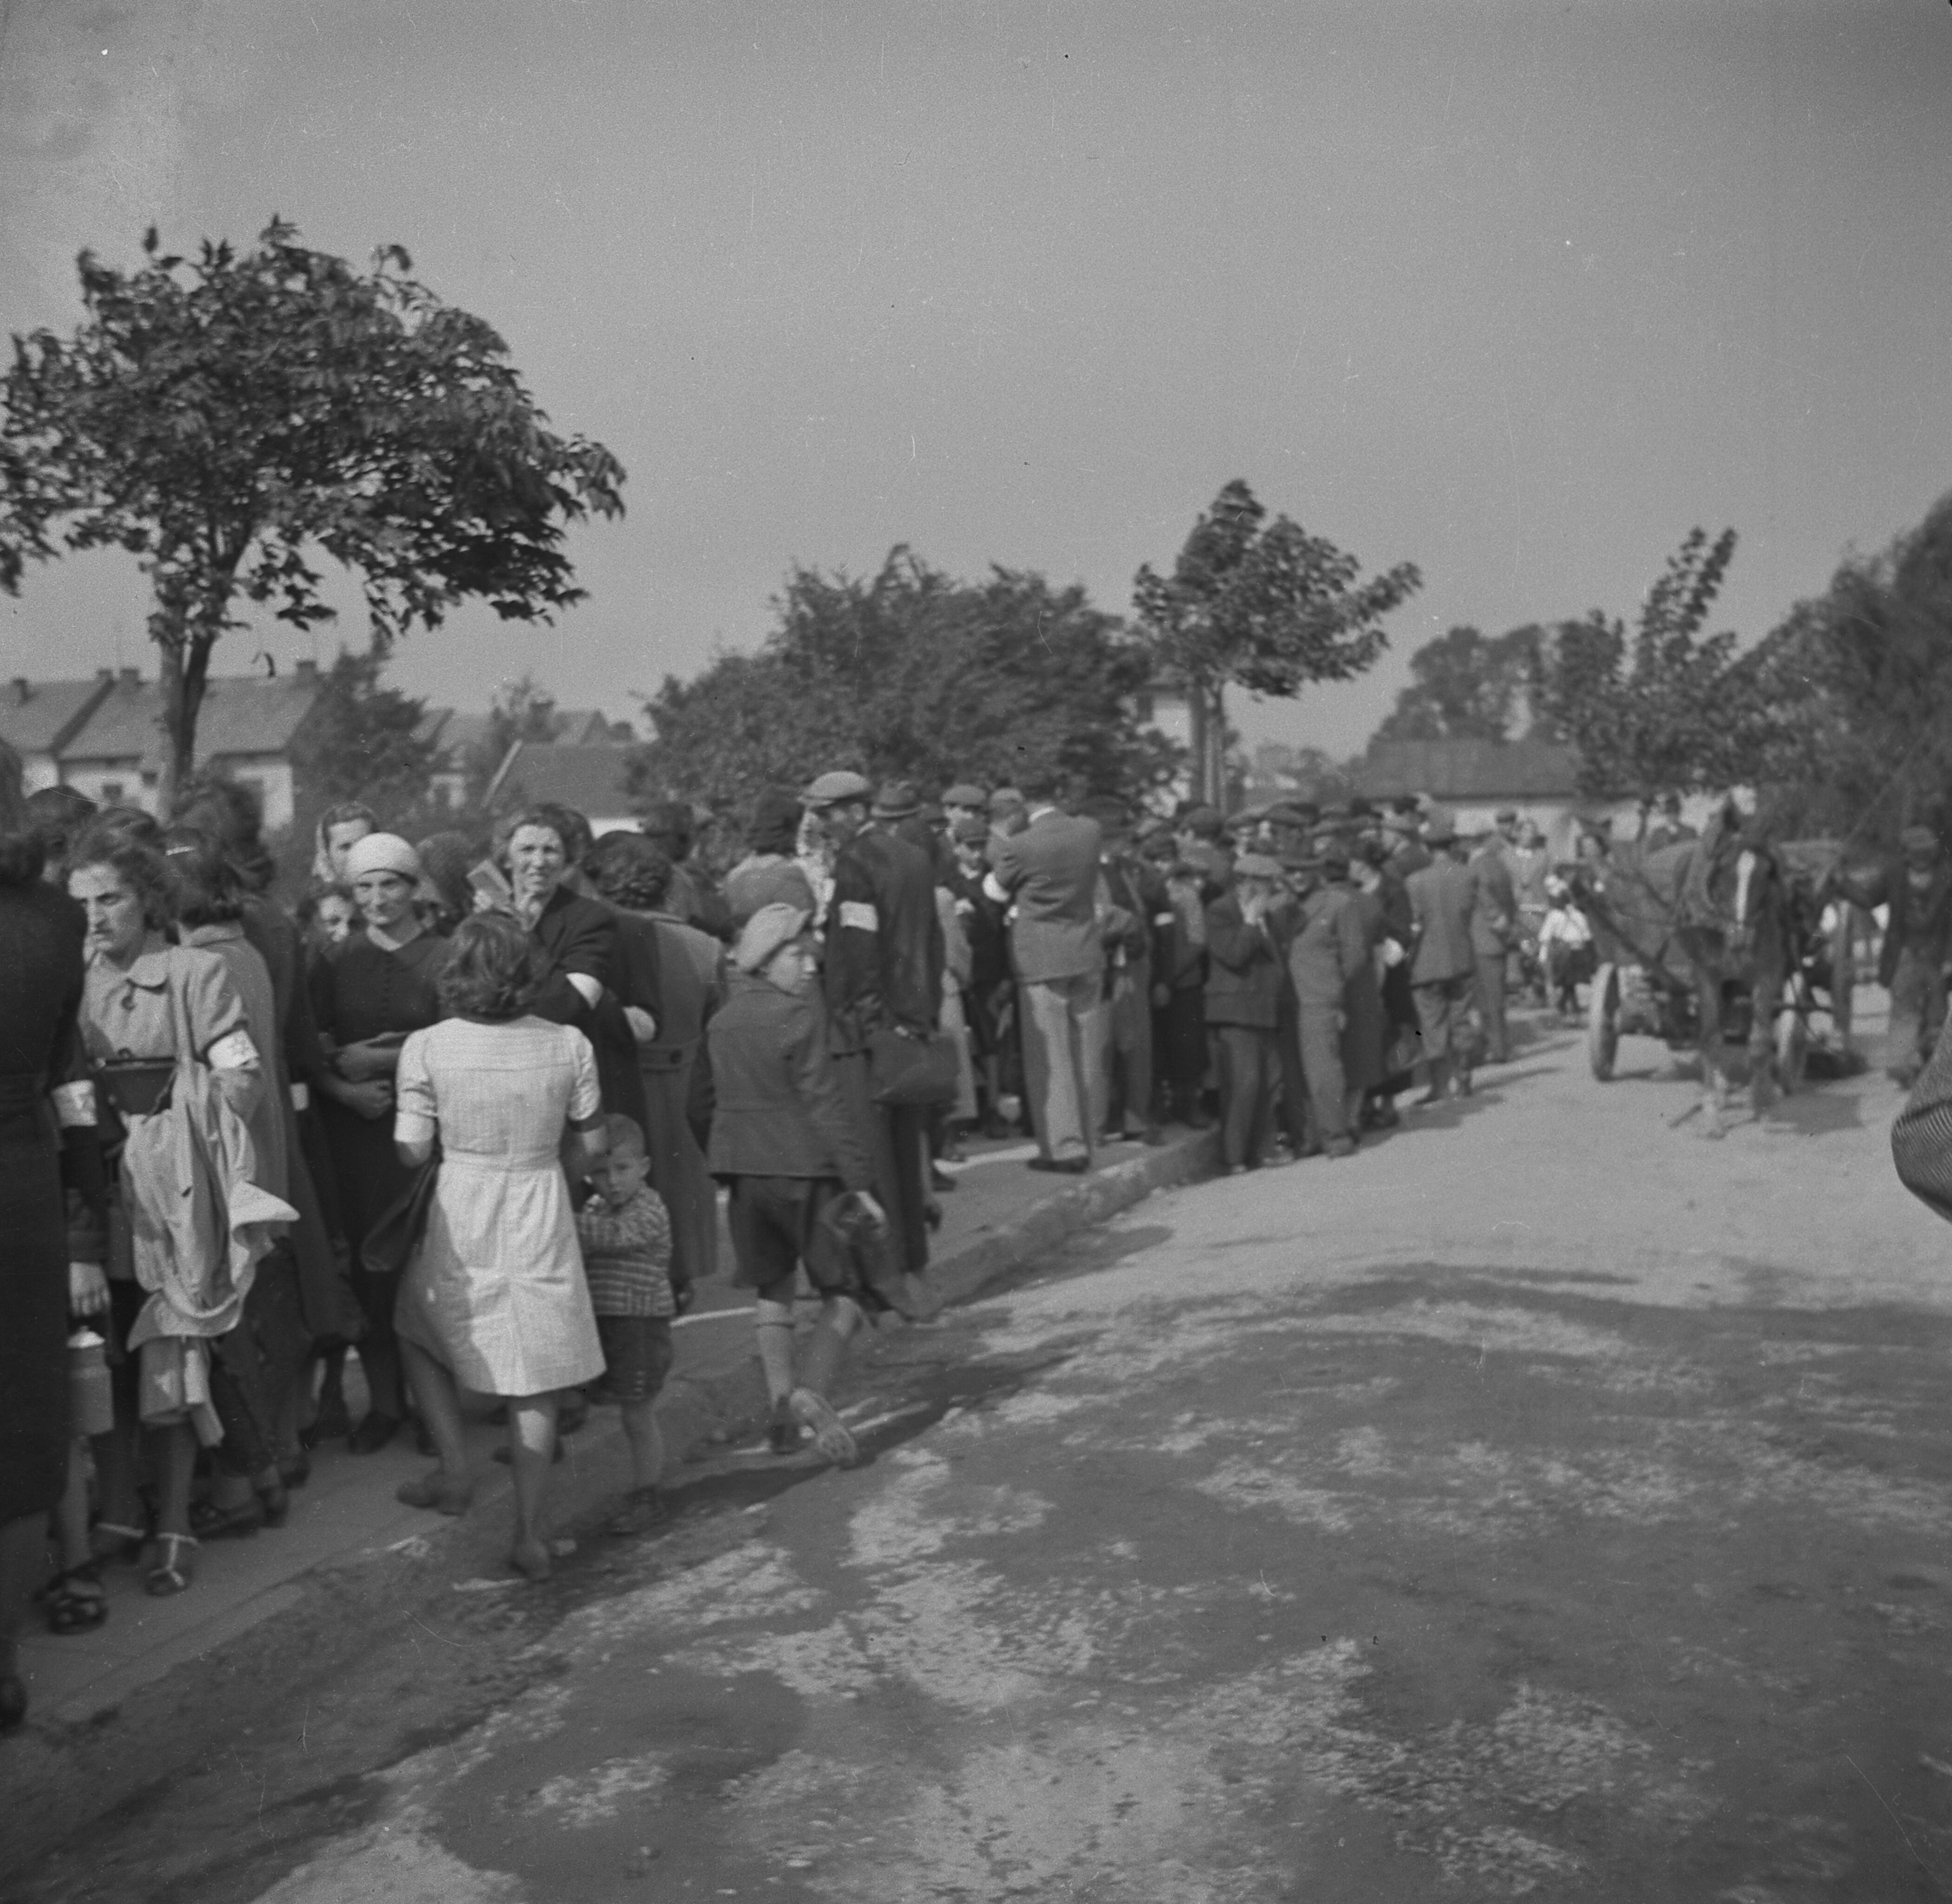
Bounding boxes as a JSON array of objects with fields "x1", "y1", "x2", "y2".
[{"x1": 595, "y1": 1314, "x2": 674, "y2": 1404}]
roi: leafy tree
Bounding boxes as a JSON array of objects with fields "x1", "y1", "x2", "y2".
[
  {"x1": 1531, "y1": 528, "x2": 1776, "y2": 808},
  {"x1": 1738, "y1": 493, "x2": 1952, "y2": 846},
  {"x1": 275, "y1": 648, "x2": 446, "y2": 889},
  {"x1": 1370, "y1": 624, "x2": 1545, "y2": 745},
  {"x1": 0, "y1": 220, "x2": 625, "y2": 817},
  {"x1": 1132, "y1": 480, "x2": 1421, "y2": 807},
  {"x1": 633, "y1": 548, "x2": 1172, "y2": 815}
]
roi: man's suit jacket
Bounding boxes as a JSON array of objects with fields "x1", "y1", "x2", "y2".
[
  {"x1": 1466, "y1": 845, "x2": 1517, "y2": 958},
  {"x1": 1406, "y1": 856, "x2": 1478, "y2": 985},
  {"x1": 822, "y1": 825, "x2": 943, "y2": 1054},
  {"x1": 988, "y1": 809, "x2": 1104, "y2": 984}
]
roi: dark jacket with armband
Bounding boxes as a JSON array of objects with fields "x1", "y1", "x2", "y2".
[
  {"x1": 706, "y1": 972, "x2": 876, "y2": 1190},
  {"x1": 821, "y1": 826, "x2": 942, "y2": 1056}
]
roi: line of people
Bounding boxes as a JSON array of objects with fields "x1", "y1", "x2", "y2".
[{"x1": 0, "y1": 745, "x2": 1543, "y2": 1733}]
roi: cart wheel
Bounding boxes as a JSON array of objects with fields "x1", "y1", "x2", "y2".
[
  {"x1": 1775, "y1": 996, "x2": 1808, "y2": 1095},
  {"x1": 1588, "y1": 962, "x2": 1621, "y2": 1080}
]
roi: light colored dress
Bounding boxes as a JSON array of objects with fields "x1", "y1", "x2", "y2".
[{"x1": 392, "y1": 1015, "x2": 603, "y2": 1397}]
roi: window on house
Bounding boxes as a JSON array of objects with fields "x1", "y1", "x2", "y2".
[{"x1": 100, "y1": 781, "x2": 124, "y2": 804}]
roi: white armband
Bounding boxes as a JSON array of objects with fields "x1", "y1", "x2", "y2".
[
  {"x1": 567, "y1": 972, "x2": 603, "y2": 1010},
  {"x1": 206, "y1": 1029, "x2": 260, "y2": 1072},
  {"x1": 839, "y1": 901, "x2": 879, "y2": 933}
]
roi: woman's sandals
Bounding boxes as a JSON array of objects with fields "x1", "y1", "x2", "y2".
[
  {"x1": 789, "y1": 1388, "x2": 859, "y2": 1466},
  {"x1": 145, "y1": 1533, "x2": 198, "y2": 1597},
  {"x1": 40, "y1": 1562, "x2": 108, "y2": 1635}
]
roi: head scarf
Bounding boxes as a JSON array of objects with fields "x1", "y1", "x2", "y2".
[{"x1": 343, "y1": 833, "x2": 423, "y2": 883}]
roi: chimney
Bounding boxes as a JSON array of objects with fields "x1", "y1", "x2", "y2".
[
  {"x1": 119, "y1": 667, "x2": 140, "y2": 687},
  {"x1": 10, "y1": 678, "x2": 27, "y2": 706},
  {"x1": 294, "y1": 657, "x2": 317, "y2": 680},
  {"x1": 96, "y1": 668, "x2": 113, "y2": 683}
]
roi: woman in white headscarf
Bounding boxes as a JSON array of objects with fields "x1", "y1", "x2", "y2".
[{"x1": 310, "y1": 834, "x2": 455, "y2": 1453}]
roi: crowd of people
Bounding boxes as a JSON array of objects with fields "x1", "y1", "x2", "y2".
[{"x1": 0, "y1": 742, "x2": 1555, "y2": 1732}]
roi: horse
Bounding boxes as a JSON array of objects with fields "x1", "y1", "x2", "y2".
[{"x1": 1669, "y1": 825, "x2": 1796, "y2": 1136}]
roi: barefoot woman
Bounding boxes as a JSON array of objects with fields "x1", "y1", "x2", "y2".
[{"x1": 390, "y1": 914, "x2": 608, "y2": 1579}]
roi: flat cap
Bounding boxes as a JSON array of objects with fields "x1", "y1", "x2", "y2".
[
  {"x1": 803, "y1": 770, "x2": 874, "y2": 807},
  {"x1": 1422, "y1": 807, "x2": 1458, "y2": 844},
  {"x1": 1234, "y1": 851, "x2": 1283, "y2": 880},
  {"x1": 941, "y1": 783, "x2": 988, "y2": 809},
  {"x1": 735, "y1": 902, "x2": 811, "y2": 973}
]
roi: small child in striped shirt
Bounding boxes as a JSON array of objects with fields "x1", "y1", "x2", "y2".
[{"x1": 576, "y1": 1114, "x2": 675, "y2": 1535}]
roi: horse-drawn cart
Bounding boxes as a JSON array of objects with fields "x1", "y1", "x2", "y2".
[{"x1": 1577, "y1": 835, "x2": 1854, "y2": 1089}]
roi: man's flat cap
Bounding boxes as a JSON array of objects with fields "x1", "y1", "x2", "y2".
[
  {"x1": 803, "y1": 770, "x2": 874, "y2": 807},
  {"x1": 942, "y1": 783, "x2": 988, "y2": 808},
  {"x1": 1233, "y1": 851, "x2": 1283, "y2": 879}
]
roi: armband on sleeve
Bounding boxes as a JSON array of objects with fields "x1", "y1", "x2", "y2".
[
  {"x1": 839, "y1": 901, "x2": 879, "y2": 933},
  {"x1": 206, "y1": 1029, "x2": 261, "y2": 1073}
]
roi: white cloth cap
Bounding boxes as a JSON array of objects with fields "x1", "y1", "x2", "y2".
[{"x1": 343, "y1": 832, "x2": 423, "y2": 883}]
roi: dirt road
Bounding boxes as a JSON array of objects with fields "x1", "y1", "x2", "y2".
[{"x1": 7, "y1": 1010, "x2": 1952, "y2": 1901}]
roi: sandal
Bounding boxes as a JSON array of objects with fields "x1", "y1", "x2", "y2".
[
  {"x1": 145, "y1": 1533, "x2": 198, "y2": 1597},
  {"x1": 90, "y1": 1521, "x2": 147, "y2": 1566},
  {"x1": 41, "y1": 1562, "x2": 108, "y2": 1636},
  {"x1": 394, "y1": 1471, "x2": 474, "y2": 1516},
  {"x1": 789, "y1": 1388, "x2": 859, "y2": 1466},
  {"x1": 605, "y1": 1487, "x2": 668, "y2": 1537}
]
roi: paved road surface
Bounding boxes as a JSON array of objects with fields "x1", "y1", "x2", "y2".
[{"x1": 8, "y1": 1008, "x2": 1952, "y2": 1901}]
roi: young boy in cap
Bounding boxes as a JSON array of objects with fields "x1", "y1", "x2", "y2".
[
  {"x1": 576, "y1": 1115, "x2": 677, "y2": 1534},
  {"x1": 707, "y1": 902, "x2": 892, "y2": 1464}
]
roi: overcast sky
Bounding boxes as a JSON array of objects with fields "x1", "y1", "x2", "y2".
[{"x1": 2, "y1": 0, "x2": 1949, "y2": 758}]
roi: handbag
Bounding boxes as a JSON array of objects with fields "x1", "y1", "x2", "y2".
[
  {"x1": 867, "y1": 1027, "x2": 961, "y2": 1107},
  {"x1": 360, "y1": 1151, "x2": 440, "y2": 1278}
]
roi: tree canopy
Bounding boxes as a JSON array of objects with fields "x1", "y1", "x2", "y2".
[
  {"x1": 1530, "y1": 528, "x2": 1779, "y2": 805},
  {"x1": 1370, "y1": 624, "x2": 1546, "y2": 745},
  {"x1": 1133, "y1": 480, "x2": 1421, "y2": 806},
  {"x1": 633, "y1": 548, "x2": 1172, "y2": 814},
  {"x1": 0, "y1": 220, "x2": 625, "y2": 815},
  {"x1": 1737, "y1": 492, "x2": 1952, "y2": 845}
]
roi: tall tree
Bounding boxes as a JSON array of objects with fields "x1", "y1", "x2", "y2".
[
  {"x1": 633, "y1": 548, "x2": 1173, "y2": 814},
  {"x1": 1132, "y1": 480, "x2": 1421, "y2": 808},
  {"x1": 1531, "y1": 528, "x2": 1775, "y2": 807},
  {"x1": 1370, "y1": 623, "x2": 1544, "y2": 745},
  {"x1": 0, "y1": 221, "x2": 625, "y2": 816},
  {"x1": 1737, "y1": 492, "x2": 1952, "y2": 845}
]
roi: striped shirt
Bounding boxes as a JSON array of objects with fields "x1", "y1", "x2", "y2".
[{"x1": 575, "y1": 1186, "x2": 675, "y2": 1318}]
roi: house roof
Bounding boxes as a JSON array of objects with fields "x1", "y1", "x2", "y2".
[
  {"x1": 0, "y1": 675, "x2": 115, "y2": 757},
  {"x1": 486, "y1": 741, "x2": 640, "y2": 818},
  {"x1": 61, "y1": 671, "x2": 323, "y2": 770},
  {"x1": 414, "y1": 708, "x2": 625, "y2": 762},
  {"x1": 1354, "y1": 738, "x2": 1580, "y2": 802}
]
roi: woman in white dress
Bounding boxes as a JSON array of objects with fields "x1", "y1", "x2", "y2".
[{"x1": 391, "y1": 914, "x2": 610, "y2": 1580}]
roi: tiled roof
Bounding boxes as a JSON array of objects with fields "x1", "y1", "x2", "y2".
[
  {"x1": 62, "y1": 671, "x2": 323, "y2": 769},
  {"x1": 1354, "y1": 738, "x2": 1580, "y2": 802},
  {"x1": 487, "y1": 741, "x2": 640, "y2": 818},
  {"x1": 0, "y1": 676, "x2": 114, "y2": 756}
]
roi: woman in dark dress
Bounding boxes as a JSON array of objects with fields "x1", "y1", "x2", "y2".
[
  {"x1": 312, "y1": 835, "x2": 454, "y2": 1454},
  {"x1": 497, "y1": 807, "x2": 646, "y2": 1132},
  {"x1": 0, "y1": 744, "x2": 104, "y2": 1731},
  {"x1": 583, "y1": 832, "x2": 724, "y2": 1305}
]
